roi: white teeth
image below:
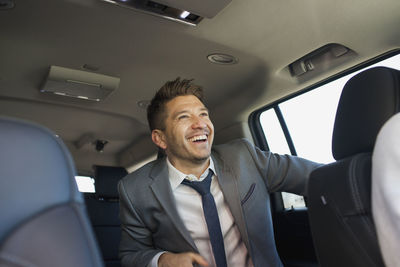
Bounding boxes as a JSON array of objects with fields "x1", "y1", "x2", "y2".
[{"x1": 188, "y1": 135, "x2": 207, "y2": 142}]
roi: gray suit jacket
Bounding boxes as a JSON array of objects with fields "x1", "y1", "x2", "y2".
[{"x1": 118, "y1": 139, "x2": 320, "y2": 267}]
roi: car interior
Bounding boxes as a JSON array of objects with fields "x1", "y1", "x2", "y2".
[{"x1": 1, "y1": 0, "x2": 399, "y2": 266}]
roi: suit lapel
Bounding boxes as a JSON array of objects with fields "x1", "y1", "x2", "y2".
[
  {"x1": 212, "y1": 154, "x2": 251, "y2": 251},
  {"x1": 149, "y1": 159, "x2": 198, "y2": 251},
  {"x1": 147, "y1": 155, "x2": 250, "y2": 253}
]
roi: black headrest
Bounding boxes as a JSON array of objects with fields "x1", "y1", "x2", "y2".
[
  {"x1": 0, "y1": 117, "x2": 81, "y2": 243},
  {"x1": 94, "y1": 165, "x2": 127, "y2": 198},
  {"x1": 332, "y1": 67, "x2": 400, "y2": 160}
]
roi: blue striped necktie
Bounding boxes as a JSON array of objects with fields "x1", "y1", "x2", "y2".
[{"x1": 182, "y1": 170, "x2": 227, "y2": 267}]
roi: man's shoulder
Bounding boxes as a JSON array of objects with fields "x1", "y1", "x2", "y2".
[
  {"x1": 120, "y1": 158, "x2": 164, "y2": 188},
  {"x1": 213, "y1": 138, "x2": 254, "y2": 154},
  {"x1": 212, "y1": 138, "x2": 258, "y2": 166}
]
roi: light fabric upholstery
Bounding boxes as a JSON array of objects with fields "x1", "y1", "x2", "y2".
[
  {"x1": 307, "y1": 67, "x2": 400, "y2": 267},
  {"x1": 0, "y1": 117, "x2": 103, "y2": 267},
  {"x1": 372, "y1": 113, "x2": 400, "y2": 267}
]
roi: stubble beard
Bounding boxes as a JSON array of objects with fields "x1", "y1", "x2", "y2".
[
  {"x1": 192, "y1": 153, "x2": 211, "y2": 164},
  {"x1": 168, "y1": 145, "x2": 211, "y2": 167}
]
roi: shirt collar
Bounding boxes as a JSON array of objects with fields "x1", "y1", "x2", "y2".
[{"x1": 167, "y1": 157, "x2": 216, "y2": 191}]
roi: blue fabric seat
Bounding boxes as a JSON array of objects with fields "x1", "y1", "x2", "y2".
[{"x1": 0, "y1": 117, "x2": 103, "y2": 267}]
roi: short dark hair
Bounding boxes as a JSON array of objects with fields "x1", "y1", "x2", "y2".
[{"x1": 147, "y1": 77, "x2": 204, "y2": 131}]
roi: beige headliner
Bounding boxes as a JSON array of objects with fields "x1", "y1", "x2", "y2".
[{"x1": 1, "y1": 0, "x2": 399, "y2": 173}]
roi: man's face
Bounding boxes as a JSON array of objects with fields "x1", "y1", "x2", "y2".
[{"x1": 153, "y1": 95, "x2": 214, "y2": 167}]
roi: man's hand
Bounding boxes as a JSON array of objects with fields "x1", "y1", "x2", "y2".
[{"x1": 158, "y1": 252, "x2": 209, "y2": 267}]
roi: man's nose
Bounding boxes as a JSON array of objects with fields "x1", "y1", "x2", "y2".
[{"x1": 191, "y1": 116, "x2": 207, "y2": 129}]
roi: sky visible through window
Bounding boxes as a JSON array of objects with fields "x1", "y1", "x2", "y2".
[{"x1": 75, "y1": 175, "x2": 95, "y2": 193}]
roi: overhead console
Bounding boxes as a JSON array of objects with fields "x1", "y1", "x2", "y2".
[{"x1": 101, "y1": 0, "x2": 232, "y2": 26}]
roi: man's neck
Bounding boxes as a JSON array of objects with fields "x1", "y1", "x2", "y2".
[{"x1": 168, "y1": 157, "x2": 210, "y2": 179}]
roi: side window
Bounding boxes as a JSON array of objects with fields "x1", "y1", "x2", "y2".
[
  {"x1": 259, "y1": 109, "x2": 291, "y2": 155},
  {"x1": 278, "y1": 82, "x2": 342, "y2": 163},
  {"x1": 75, "y1": 176, "x2": 95, "y2": 193},
  {"x1": 260, "y1": 84, "x2": 342, "y2": 209},
  {"x1": 258, "y1": 53, "x2": 400, "y2": 209}
]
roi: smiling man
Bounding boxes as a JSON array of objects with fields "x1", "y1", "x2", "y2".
[
  {"x1": 151, "y1": 94, "x2": 214, "y2": 177},
  {"x1": 118, "y1": 78, "x2": 320, "y2": 267}
]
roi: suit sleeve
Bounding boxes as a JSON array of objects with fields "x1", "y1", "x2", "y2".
[
  {"x1": 118, "y1": 179, "x2": 163, "y2": 267},
  {"x1": 243, "y1": 139, "x2": 322, "y2": 196}
]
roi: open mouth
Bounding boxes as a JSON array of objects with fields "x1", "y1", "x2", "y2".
[{"x1": 187, "y1": 134, "x2": 208, "y2": 143}]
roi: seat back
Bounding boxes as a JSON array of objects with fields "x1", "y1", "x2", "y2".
[
  {"x1": 0, "y1": 117, "x2": 103, "y2": 267},
  {"x1": 307, "y1": 67, "x2": 400, "y2": 267},
  {"x1": 85, "y1": 165, "x2": 127, "y2": 267}
]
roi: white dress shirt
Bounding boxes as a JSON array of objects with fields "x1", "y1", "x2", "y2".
[
  {"x1": 372, "y1": 113, "x2": 400, "y2": 267},
  {"x1": 150, "y1": 158, "x2": 253, "y2": 267}
]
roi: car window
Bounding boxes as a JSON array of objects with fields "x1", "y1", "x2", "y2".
[
  {"x1": 75, "y1": 176, "x2": 95, "y2": 193},
  {"x1": 258, "y1": 53, "x2": 400, "y2": 209}
]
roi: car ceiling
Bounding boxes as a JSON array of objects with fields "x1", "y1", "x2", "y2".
[{"x1": 1, "y1": 0, "x2": 399, "y2": 174}]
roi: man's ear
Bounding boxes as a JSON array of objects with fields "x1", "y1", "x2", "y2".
[{"x1": 151, "y1": 129, "x2": 167, "y2": 150}]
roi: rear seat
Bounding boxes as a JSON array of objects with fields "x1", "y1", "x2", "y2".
[{"x1": 85, "y1": 165, "x2": 128, "y2": 267}]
